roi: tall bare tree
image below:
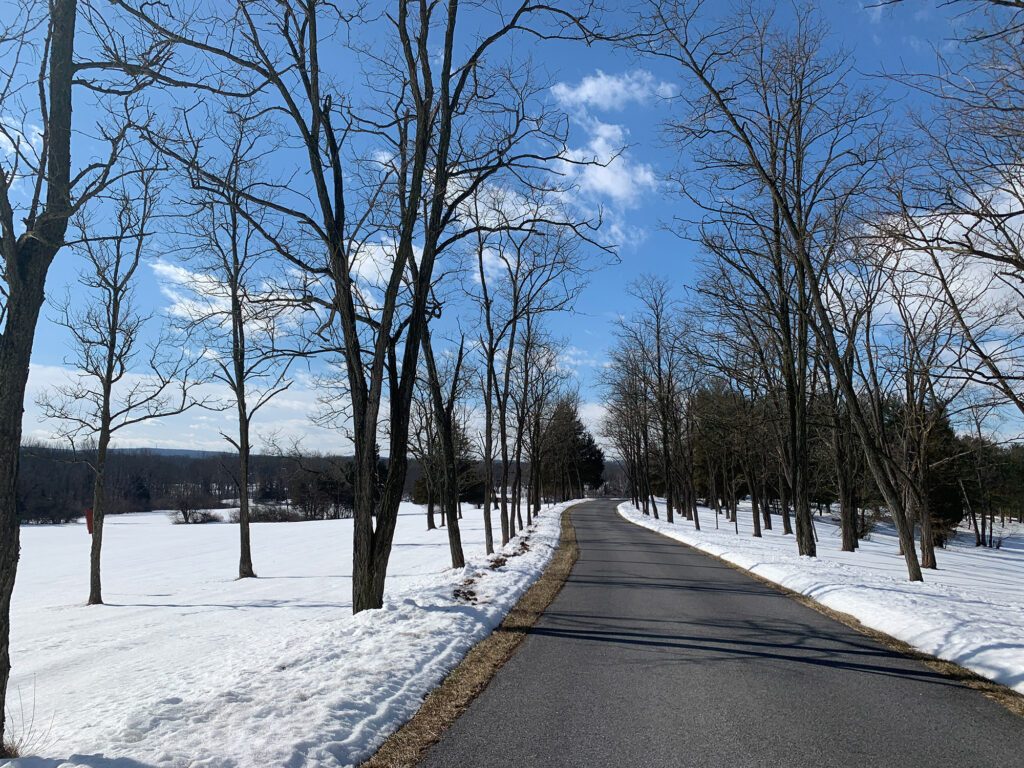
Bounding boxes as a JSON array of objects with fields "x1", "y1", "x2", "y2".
[
  {"x1": 0, "y1": 4, "x2": 79, "y2": 750},
  {"x1": 0, "y1": 0, "x2": 168, "y2": 747},
  {"x1": 420, "y1": 329, "x2": 468, "y2": 568},
  {"x1": 38, "y1": 174, "x2": 205, "y2": 606},
  {"x1": 166, "y1": 112, "x2": 300, "y2": 579},
  {"x1": 467, "y1": 192, "x2": 592, "y2": 546},
  {"x1": 885, "y1": 1, "x2": 1024, "y2": 434},
  {"x1": 614, "y1": 276, "x2": 688, "y2": 523}
]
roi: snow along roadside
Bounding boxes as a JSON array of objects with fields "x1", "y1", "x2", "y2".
[
  {"x1": 273, "y1": 501, "x2": 584, "y2": 768},
  {"x1": 7, "y1": 501, "x2": 582, "y2": 768},
  {"x1": 617, "y1": 501, "x2": 1024, "y2": 696}
]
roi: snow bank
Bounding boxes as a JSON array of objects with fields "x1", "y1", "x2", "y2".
[
  {"x1": 618, "y1": 501, "x2": 1024, "y2": 695},
  {"x1": 4, "y1": 501, "x2": 578, "y2": 768}
]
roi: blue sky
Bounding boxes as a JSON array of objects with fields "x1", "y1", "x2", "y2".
[{"x1": 19, "y1": 0, "x2": 959, "y2": 452}]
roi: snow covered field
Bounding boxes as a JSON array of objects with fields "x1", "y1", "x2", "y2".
[
  {"x1": 4, "y1": 501, "x2": 576, "y2": 768},
  {"x1": 618, "y1": 501, "x2": 1024, "y2": 695}
]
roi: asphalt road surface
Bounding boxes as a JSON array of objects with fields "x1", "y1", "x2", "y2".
[{"x1": 419, "y1": 499, "x2": 1024, "y2": 768}]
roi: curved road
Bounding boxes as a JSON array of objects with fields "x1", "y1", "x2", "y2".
[{"x1": 420, "y1": 499, "x2": 1024, "y2": 768}]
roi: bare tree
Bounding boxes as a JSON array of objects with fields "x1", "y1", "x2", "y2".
[
  {"x1": 467, "y1": 191, "x2": 592, "y2": 547},
  {"x1": 625, "y1": 0, "x2": 925, "y2": 579},
  {"x1": 829, "y1": 234, "x2": 971, "y2": 568},
  {"x1": 510, "y1": 320, "x2": 574, "y2": 523},
  {"x1": 123, "y1": 0, "x2": 604, "y2": 611},
  {"x1": 408, "y1": 385, "x2": 442, "y2": 531},
  {"x1": 521, "y1": 335, "x2": 570, "y2": 517},
  {"x1": 38, "y1": 174, "x2": 206, "y2": 605},
  {"x1": 603, "y1": 341, "x2": 660, "y2": 516},
  {"x1": 885, "y1": 1, "x2": 1024, "y2": 433},
  {"x1": 420, "y1": 329, "x2": 468, "y2": 569},
  {"x1": 687, "y1": 264, "x2": 786, "y2": 539},
  {"x1": 0, "y1": 0, "x2": 168, "y2": 746},
  {"x1": 0, "y1": 4, "x2": 80, "y2": 749},
  {"x1": 166, "y1": 112, "x2": 301, "y2": 579},
  {"x1": 614, "y1": 276, "x2": 688, "y2": 523}
]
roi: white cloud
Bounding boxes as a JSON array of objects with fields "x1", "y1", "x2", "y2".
[
  {"x1": 549, "y1": 69, "x2": 666, "y2": 238},
  {"x1": 560, "y1": 345, "x2": 604, "y2": 370},
  {"x1": 23, "y1": 363, "x2": 347, "y2": 454},
  {"x1": 152, "y1": 261, "x2": 230, "y2": 321},
  {"x1": 470, "y1": 245, "x2": 513, "y2": 287},
  {"x1": 0, "y1": 116, "x2": 43, "y2": 157},
  {"x1": 349, "y1": 240, "x2": 398, "y2": 289},
  {"x1": 563, "y1": 116, "x2": 657, "y2": 207},
  {"x1": 551, "y1": 70, "x2": 675, "y2": 112},
  {"x1": 578, "y1": 401, "x2": 613, "y2": 452}
]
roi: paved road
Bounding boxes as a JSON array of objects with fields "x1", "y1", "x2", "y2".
[{"x1": 420, "y1": 499, "x2": 1024, "y2": 768}]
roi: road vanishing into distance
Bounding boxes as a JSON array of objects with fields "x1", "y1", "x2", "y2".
[{"x1": 420, "y1": 499, "x2": 1024, "y2": 768}]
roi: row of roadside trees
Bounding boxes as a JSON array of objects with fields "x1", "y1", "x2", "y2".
[{"x1": 603, "y1": 0, "x2": 1024, "y2": 579}]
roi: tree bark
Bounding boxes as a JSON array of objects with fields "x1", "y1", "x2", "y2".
[
  {"x1": 0, "y1": 0, "x2": 78, "y2": 747},
  {"x1": 236, "y1": 413, "x2": 255, "y2": 579}
]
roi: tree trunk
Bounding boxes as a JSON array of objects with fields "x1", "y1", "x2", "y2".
[
  {"x1": 760, "y1": 480, "x2": 772, "y2": 530},
  {"x1": 750, "y1": 485, "x2": 762, "y2": 538},
  {"x1": 919, "y1": 495, "x2": 936, "y2": 568},
  {"x1": 443, "y1": 461, "x2": 464, "y2": 568},
  {"x1": 88, "y1": 435, "x2": 110, "y2": 605},
  {"x1": 230, "y1": 238, "x2": 257, "y2": 579},
  {"x1": 780, "y1": 477, "x2": 793, "y2": 535},
  {"x1": 838, "y1": 473, "x2": 858, "y2": 552},
  {"x1": 481, "y1": 362, "x2": 495, "y2": 552},
  {"x1": 917, "y1": 461, "x2": 937, "y2": 568},
  {"x1": 0, "y1": 0, "x2": 77, "y2": 745},
  {"x1": 351, "y1": 447, "x2": 379, "y2": 611},
  {"x1": 661, "y1": 422, "x2": 674, "y2": 524},
  {"x1": 237, "y1": 414, "x2": 256, "y2": 579},
  {"x1": 421, "y1": 333, "x2": 465, "y2": 569},
  {"x1": 792, "y1": 265, "x2": 816, "y2": 557}
]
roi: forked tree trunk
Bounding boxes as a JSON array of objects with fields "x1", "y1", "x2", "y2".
[{"x1": 760, "y1": 479, "x2": 772, "y2": 530}]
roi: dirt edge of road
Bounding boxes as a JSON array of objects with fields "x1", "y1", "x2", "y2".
[
  {"x1": 633, "y1": 515, "x2": 1024, "y2": 720},
  {"x1": 360, "y1": 504, "x2": 582, "y2": 768}
]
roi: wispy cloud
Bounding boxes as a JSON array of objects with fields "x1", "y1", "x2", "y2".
[
  {"x1": 861, "y1": 2, "x2": 883, "y2": 25},
  {"x1": 24, "y1": 363, "x2": 343, "y2": 453},
  {"x1": 560, "y1": 345, "x2": 605, "y2": 371},
  {"x1": 552, "y1": 70, "x2": 675, "y2": 112}
]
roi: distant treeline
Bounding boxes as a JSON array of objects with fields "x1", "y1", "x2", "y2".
[
  {"x1": 17, "y1": 445, "x2": 384, "y2": 524},
  {"x1": 18, "y1": 436, "x2": 606, "y2": 526}
]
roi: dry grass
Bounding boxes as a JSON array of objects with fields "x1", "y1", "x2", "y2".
[
  {"x1": 642, "y1": 523, "x2": 1024, "y2": 719},
  {"x1": 360, "y1": 505, "x2": 580, "y2": 768},
  {"x1": 2, "y1": 682, "x2": 55, "y2": 760}
]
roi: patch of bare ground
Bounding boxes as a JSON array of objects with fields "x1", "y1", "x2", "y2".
[{"x1": 360, "y1": 505, "x2": 580, "y2": 768}]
